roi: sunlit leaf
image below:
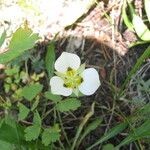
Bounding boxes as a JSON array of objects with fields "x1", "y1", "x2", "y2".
[
  {"x1": 122, "y1": 0, "x2": 134, "y2": 31},
  {"x1": 0, "y1": 26, "x2": 39, "y2": 64},
  {"x1": 145, "y1": 0, "x2": 150, "y2": 22},
  {"x1": 132, "y1": 14, "x2": 150, "y2": 41}
]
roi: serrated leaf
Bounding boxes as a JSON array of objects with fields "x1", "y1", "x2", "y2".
[
  {"x1": 25, "y1": 125, "x2": 41, "y2": 141},
  {"x1": 21, "y1": 83, "x2": 43, "y2": 101},
  {"x1": 0, "y1": 29, "x2": 6, "y2": 47},
  {"x1": 45, "y1": 42, "x2": 55, "y2": 78},
  {"x1": 42, "y1": 124, "x2": 60, "y2": 146},
  {"x1": 56, "y1": 98, "x2": 81, "y2": 112},
  {"x1": 24, "y1": 111, "x2": 41, "y2": 141},
  {"x1": 132, "y1": 14, "x2": 150, "y2": 41},
  {"x1": 0, "y1": 26, "x2": 39, "y2": 64},
  {"x1": 44, "y1": 91, "x2": 62, "y2": 103},
  {"x1": 18, "y1": 103, "x2": 30, "y2": 120}
]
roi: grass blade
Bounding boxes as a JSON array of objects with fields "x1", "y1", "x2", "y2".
[
  {"x1": 119, "y1": 46, "x2": 150, "y2": 96},
  {"x1": 71, "y1": 102, "x2": 95, "y2": 150},
  {"x1": 86, "y1": 122, "x2": 128, "y2": 150}
]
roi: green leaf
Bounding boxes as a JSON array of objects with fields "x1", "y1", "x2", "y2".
[
  {"x1": 102, "y1": 144, "x2": 114, "y2": 150},
  {"x1": 24, "y1": 111, "x2": 41, "y2": 141},
  {"x1": 5, "y1": 66, "x2": 20, "y2": 76},
  {"x1": 122, "y1": 0, "x2": 134, "y2": 31},
  {"x1": 44, "y1": 91, "x2": 62, "y2": 103},
  {"x1": 31, "y1": 98, "x2": 39, "y2": 111},
  {"x1": 0, "y1": 26, "x2": 39, "y2": 64},
  {"x1": 56, "y1": 98, "x2": 81, "y2": 112},
  {"x1": 0, "y1": 119, "x2": 4, "y2": 128},
  {"x1": 18, "y1": 103, "x2": 30, "y2": 121},
  {"x1": 0, "y1": 29, "x2": 6, "y2": 47},
  {"x1": 145, "y1": 0, "x2": 150, "y2": 22},
  {"x1": 71, "y1": 102, "x2": 95, "y2": 150},
  {"x1": 77, "y1": 118, "x2": 102, "y2": 148},
  {"x1": 45, "y1": 42, "x2": 55, "y2": 78},
  {"x1": 87, "y1": 122, "x2": 128, "y2": 150},
  {"x1": 42, "y1": 124, "x2": 60, "y2": 146},
  {"x1": 115, "y1": 120, "x2": 150, "y2": 149},
  {"x1": 0, "y1": 122, "x2": 25, "y2": 146},
  {"x1": 132, "y1": 14, "x2": 150, "y2": 41},
  {"x1": 119, "y1": 46, "x2": 150, "y2": 96},
  {"x1": 0, "y1": 140, "x2": 14, "y2": 150},
  {"x1": 21, "y1": 83, "x2": 43, "y2": 101}
]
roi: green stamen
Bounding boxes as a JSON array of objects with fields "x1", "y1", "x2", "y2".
[{"x1": 63, "y1": 67, "x2": 83, "y2": 89}]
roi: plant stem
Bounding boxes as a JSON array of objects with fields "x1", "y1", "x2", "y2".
[{"x1": 57, "y1": 110, "x2": 71, "y2": 147}]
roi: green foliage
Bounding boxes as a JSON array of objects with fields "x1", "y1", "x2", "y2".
[
  {"x1": 31, "y1": 55, "x2": 44, "y2": 73},
  {"x1": 42, "y1": 124, "x2": 61, "y2": 146},
  {"x1": 45, "y1": 42, "x2": 55, "y2": 78},
  {"x1": 0, "y1": 29, "x2": 6, "y2": 47},
  {"x1": 21, "y1": 83, "x2": 43, "y2": 101},
  {"x1": 87, "y1": 122, "x2": 128, "y2": 150},
  {"x1": 0, "y1": 26, "x2": 39, "y2": 64},
  {"x1": 0, "y1": 120, "x2": 25, "y2": 147},
  {"x1": 44, "y1": 91, "x2": 62, "y2": 103},
  {"x1": 119, "y1": 46, "x2": 150, "y2": 96},
  {"x1": 31, "y1": 98, "x2": 39, "y2": 111},
  {"x1": 18, "y1": 102, "x2": 30, "y2": 121},
  {"x1": 122, "y1": 0, "x2": 150, "y2": 44},
  {"x1": 102, "y1": 144, "x2": 114, "y2": 150},
  {"x1": 77, "y1": 118, "x2": 102, "y2": 148},
  {"x1": 24, "y1": 111, "x2": 41, "y2": 141},
  {"x1": 145, "y1": 0, "x2": 150, "y2": 22},
  {"x1": 71, "y1": 102, "x2": 95, "y2": 150},
  {"x1": 115, "y1": 120, "x2": 150, "y2": 149},
  {"x1": 56, "y1": 98, "x2": 81, "y2": 112},
  {"x1": 0, "y1": 140, "x2": 14, "y2": 150}
]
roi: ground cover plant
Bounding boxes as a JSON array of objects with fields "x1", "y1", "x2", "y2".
[{"x1": 0, "y1": 0, "x2": 150, "y2": 150}]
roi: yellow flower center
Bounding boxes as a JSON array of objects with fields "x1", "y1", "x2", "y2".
[{"x1": 63, "y1": 67, "x2": 83, "y2": 89}]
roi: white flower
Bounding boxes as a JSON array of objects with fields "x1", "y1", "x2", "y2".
[{"x1": 50, "y1": 52, "x2": 101, "y2": 96}]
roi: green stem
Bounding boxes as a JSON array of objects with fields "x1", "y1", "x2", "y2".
[
  {"x1": 71, "y1": 102, "x2": 95, "y2": 150},
  {"x1": 57, "y1": 110, "x2": 71, "y2": 147}
]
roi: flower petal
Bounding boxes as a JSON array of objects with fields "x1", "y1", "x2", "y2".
[
  {"x1": 79, "y1": 68, "x2": 100, "y2": 95},
  {"x1": 55, "y1": 52, "x2": 81, "y2": 73},
  {"x1": 50, "y1": 76, "x2": 72, "y2": 96}
]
